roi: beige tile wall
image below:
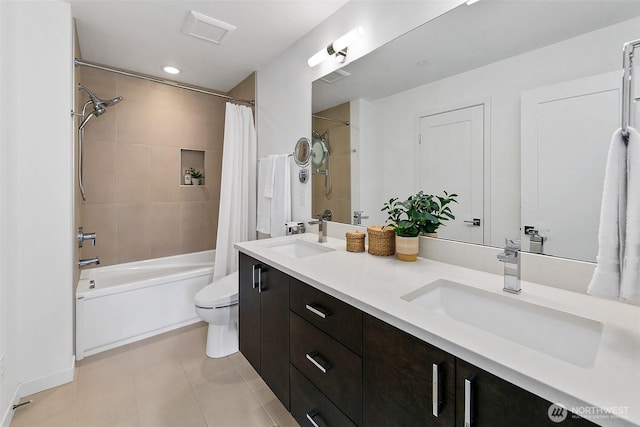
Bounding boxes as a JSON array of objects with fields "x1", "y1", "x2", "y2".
[
  {"x1": 78, "y1": 67, "x2": 254, "y2": 266},
  {"x1": 312, "y1": 102, "x2": 351, "y2": 224}
]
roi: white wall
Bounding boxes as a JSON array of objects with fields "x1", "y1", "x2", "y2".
[
  {"x1": 0, "y1": 2, "x2": 74, "y2": 425},
  {"x1": 256, "y1": 0, "x2": 466, "y2": 222},
  {"x1": 358, "y1": 16, "x2": 640, "y2": 247}
]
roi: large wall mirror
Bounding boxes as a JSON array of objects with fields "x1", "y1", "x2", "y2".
[{"x1": 312, "y1": 0, "x2": 640, "y2": 262}]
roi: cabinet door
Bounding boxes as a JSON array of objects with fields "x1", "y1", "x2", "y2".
[
  {"x1": 456, "y1": 359, "x2": 595, "y2": 427},
  {"x1": 260, "y1": 263, "x2": 290, "y2": 410},
  {"x1": 363, "y1": 314, "x2": 455, "y2": 427},
  {"x1": 239, "y1": 252, "x2": 261, "y2": 372}
]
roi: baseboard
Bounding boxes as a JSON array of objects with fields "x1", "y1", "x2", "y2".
[
  {"x1": 1, "y1": 386, "x2": 21, "y2": 427},
  {"x1": 16, "y1": 355, "x2": 75, "y2": 399}
]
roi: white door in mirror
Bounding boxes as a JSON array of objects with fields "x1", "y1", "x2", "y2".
[
  {"x1": 521, "y1": 71, "x2": 619, "y2": 262},
  {"x1": 419, "y1": 105, "x2": 484, "y2": 244}
]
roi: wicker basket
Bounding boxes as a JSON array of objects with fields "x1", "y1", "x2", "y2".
[
  {"x1": 367, "y1": 225, "x2": 395, "y2": 256},
  {"x1": 345, "y1": 231, "x2": 366, "y2": 252}
]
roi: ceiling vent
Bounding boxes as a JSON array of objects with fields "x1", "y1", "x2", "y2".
[
  {"x1": 182, "y1": 10, "x2": 236, "y2": 45},
  {"x1": 320, "y1": 69, "x2": 351, "y2": 84}
]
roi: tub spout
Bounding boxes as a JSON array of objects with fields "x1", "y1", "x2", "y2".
[{"x1": 79, "y1": 257, "x2": 100, "y2": 268}]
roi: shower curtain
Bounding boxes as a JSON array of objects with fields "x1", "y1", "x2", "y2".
[{"x1": 213, "y1": 103, "x2": 257, "y2": 281}]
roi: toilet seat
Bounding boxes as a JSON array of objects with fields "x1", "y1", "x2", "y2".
[{"x1": 195, "y1": 273, "x2": 239, "y2": 309}]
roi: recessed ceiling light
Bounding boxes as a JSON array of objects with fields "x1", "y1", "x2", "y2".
[{"x1": 163, "y1": 66, "x2": 180, "y2": 75}]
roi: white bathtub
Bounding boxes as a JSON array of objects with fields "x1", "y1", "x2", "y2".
[{"x1": 75, "y1": 250, "x2": 214, "y2": 360}]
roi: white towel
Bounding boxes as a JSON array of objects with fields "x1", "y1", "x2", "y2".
[
  {"x1": 588, "y1": 128, "x2": 627, "y2": 299},
  {"x1": 621, "y1": 127, "x2": 640, "y2": 300},
  {"x1": 257, "y1": 156, "x2": 275, "y2": 234},
  {"x1": 263, "y1": 154, "x2": 276, "y2": 199},
  {"x1": 269, "y1": 154, "x2": 292, "y2": 237}
]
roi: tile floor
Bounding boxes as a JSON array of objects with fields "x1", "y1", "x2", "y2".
[{"x1": 10, "y1": 322, "x2": 298, "y2": 427}]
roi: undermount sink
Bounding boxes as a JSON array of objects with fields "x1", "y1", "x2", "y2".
[
  {"x1": 402, "y1": 279, "x2": 603, "y2": 368},
  {"x1": 266, "y1": 239, "x2": 335, "y2": 259}
]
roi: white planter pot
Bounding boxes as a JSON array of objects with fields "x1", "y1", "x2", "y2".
[{"x1": 395, "y1": 235, "x2": 419, "y2": 262}]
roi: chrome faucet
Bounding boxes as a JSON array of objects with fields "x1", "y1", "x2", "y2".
[
  {"x1": 78, "y1": 257, "x2": 100, "y2": 268},
  {"x1": 497, "y1": 239, "x2": 521, "y2": 294},
  {"x1": 353, "y1": 210, "x2": 369, "y2": 225},
  {"x1": 77, "y1": 227, "x2": 97, "y2": 248},
  {"x1": 308, "y1": 217, "x2": 328, "y2": 243}
]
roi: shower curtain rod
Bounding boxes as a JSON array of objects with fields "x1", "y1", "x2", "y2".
[
  {"x1": 74, "y1": 58, "x2": 255, "y2": 106},
  {"x1": 312, "y1": 114, "x2": 350, "y2": 126}
]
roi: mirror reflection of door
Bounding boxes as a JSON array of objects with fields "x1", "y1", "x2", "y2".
[
  {"x1": 419, "y1": 104, "x2": 484, "y2": 244},
  {"x1": 521, "y1": 71, "x2": 620, "y2": 262},
  {"x1": 312, "y1": 102, "x2": 351, "y2": 223}
]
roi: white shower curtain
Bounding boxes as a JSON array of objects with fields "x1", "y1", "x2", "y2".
[{"x1": 213, "y1": 103, "x2": 257, "y2": 281}]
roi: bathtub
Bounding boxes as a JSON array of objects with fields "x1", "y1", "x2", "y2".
[{"x1": 75, "y1": 250, "x2": 214, "y2": 360}]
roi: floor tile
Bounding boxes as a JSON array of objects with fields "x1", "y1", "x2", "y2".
[
  {"x1": 254, "y1": 385, "x2": 298, "y2": 427},
  {"x1": 9, "y1": 324, "x2": 295, "y2": 427}
]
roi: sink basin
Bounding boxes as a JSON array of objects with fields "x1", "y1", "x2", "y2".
[
  {"x1": 402, "y1": 279, "x2": 603, "y2": 367},
  {"x1": 266, "y1": 240, "x2": 335, "y2": 259}
]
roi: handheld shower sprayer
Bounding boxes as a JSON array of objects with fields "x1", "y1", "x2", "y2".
[{"x1": 76, "y1": 84, "x2": 123, "y2": 201}]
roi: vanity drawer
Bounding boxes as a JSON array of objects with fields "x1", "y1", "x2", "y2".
[
  {"x1": 290, "y1": 312, "x2": 362, "y2": 425},
  {"x1": 291, "y1": 365, "x2": 357, "y2": 427},
  {"x1": 290, "y1": 279, "x2": 362, "y2": 355}
]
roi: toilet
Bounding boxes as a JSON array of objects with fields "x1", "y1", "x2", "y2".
[{"x1": 194, "y1": 272, "x2": 239, "y2": 358}]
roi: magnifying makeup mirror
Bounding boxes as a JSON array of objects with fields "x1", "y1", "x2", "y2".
[
  {"x1": 311, "y1": 134, "x2": 329, "y2": 166},
  {"x1": 294, "y1": 137, "x2": 311, "y2": 183},
  {"x1": 294, "y1": 137, "x2": 311, "y2": 166}
]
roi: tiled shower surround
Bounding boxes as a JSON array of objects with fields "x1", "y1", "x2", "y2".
[{"x1": 77, "y1": 67, "x2": 254, "y2": 266}]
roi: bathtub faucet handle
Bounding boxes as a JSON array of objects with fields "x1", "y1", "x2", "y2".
[{"x1": 78, "y1": 227, "x2": 97, "y2": 248}]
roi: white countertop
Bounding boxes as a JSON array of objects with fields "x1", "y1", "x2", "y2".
[{"x1": 235, "y1": 234, "x2": 640, "y2": 427}]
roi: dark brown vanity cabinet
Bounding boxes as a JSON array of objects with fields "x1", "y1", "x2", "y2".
[
  {"x1": 455, "y1": 359, "x2": 595, "y2": 427},
  {"x1": 238, "y1": 252, "x2": 600, "y2": 427},
  {"x1": 238, "y1": 253, "x2": 290, "y2": 409},
  {"x1": 363, "y1": 314, "x2": 456, "y2": 427}
]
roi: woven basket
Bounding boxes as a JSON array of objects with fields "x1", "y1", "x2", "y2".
[
  {"x1": 345, "y1": 231, "x2": 365, "y2": 252},
  {"x1": 367, "y1": 225, "x2": 395, "y2": 256}
]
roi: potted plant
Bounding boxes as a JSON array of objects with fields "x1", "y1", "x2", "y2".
[
  {"x1": 381, "y1": 190, "x2": 458, "y2": 261},
  {"x1": 189, "y1": 167, "x2": 204, "y2": 185}
]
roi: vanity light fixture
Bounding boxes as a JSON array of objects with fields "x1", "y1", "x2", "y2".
[
  {"x1": 163, "y1": 66, "x2": 180, "y2": 75},
  {"x1": 308, "y1": 27, "x2": 364, "y2": 67}
]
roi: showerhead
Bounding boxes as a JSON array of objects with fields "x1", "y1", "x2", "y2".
[{"x1": 78, "y1": 84, "x2": 123, "y2": 116}]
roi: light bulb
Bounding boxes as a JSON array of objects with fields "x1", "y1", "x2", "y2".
[
  {"x1": 332, "y1": 27, "x2": 363, "y2": 53},
  {"x1": 163, "y1": 66, "x2": 180, "y2": 74},
  {"x1": 308, "y1": 49, "x2": 330, "y2": 67}
]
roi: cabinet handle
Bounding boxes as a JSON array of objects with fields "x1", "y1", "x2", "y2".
[
  {"x1": 306, "y1": 410, "x2": 326, "y2": 427},
  {"x1": 432, "y1": 363, "x2": 441, "y2": 417},
  {"x1": 464, "y1": 376, "x2": 474, "y2": 427},
  {"x1": 252, "y1": 263, "x2": 262, "y2": 293},
  {"x1": 305, "y1": 303, "x2": 332, "y2": 319},
  {"x1": 305, "y1": 351, "x2": 331, "y2": 374}
]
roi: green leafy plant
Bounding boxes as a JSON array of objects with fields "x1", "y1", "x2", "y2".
[
  {"x1": 381, "y1": 191, "x2": 458, "y2": 237},
  {"x1": 189, "y1": 167, "x2": 204, "y2": 184}
]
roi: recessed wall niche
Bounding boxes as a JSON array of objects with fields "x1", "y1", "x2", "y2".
[{"x1": 180, "y1": 149, "x2": 205, "y2": 186}]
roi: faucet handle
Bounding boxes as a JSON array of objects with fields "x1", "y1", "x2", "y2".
[{"x1": 505, "y1": 238, "x2": 520, "y2": 250}]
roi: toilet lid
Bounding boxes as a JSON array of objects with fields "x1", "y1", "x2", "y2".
[{"x1": 195, "y1": 272, "x2": 239, "y2": 308}]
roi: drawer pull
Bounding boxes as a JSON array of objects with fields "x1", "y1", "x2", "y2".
[
  {"x1": 251, "y1": 263, "x2": 262, "y2": 292},
  {"x1": 306, "y1": 410, "x2": 327, "y2": 427},
  {"x1": 432, "y1": 362, "x2": 441, "y2": 417},
  {"x1": 464, "y1": 375, "x2": 474, "y2": 427},
  {"x1": 305, "y1": 352, "x2": 331, "y2": 374},
  {"x1": 305, "y1": 303, "x2": 332, "y2": 319}
]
